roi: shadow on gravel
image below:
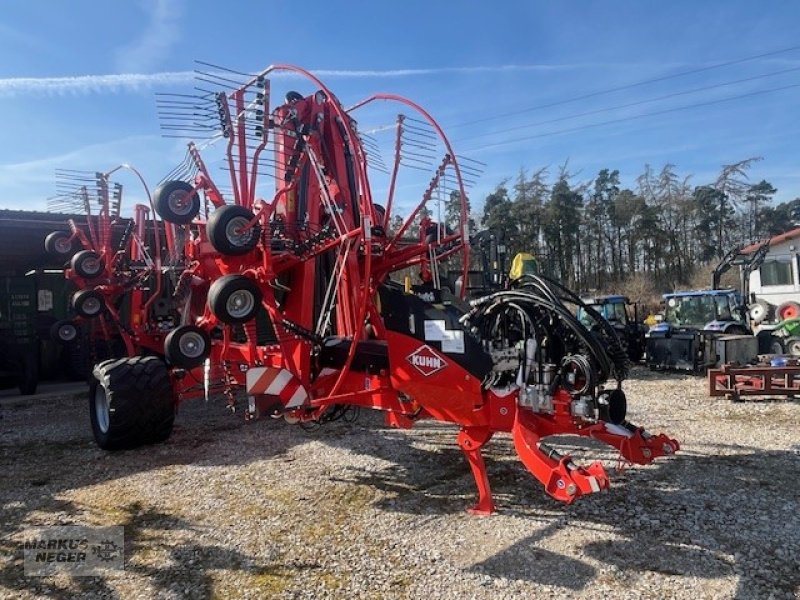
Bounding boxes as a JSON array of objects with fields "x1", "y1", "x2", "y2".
[
  {"x1": 2, "y1": 391, "x2": 798, "y2": 597},
  {"x1": 0, "y1": 394, "x2": 298, "y2": 595},
  {"x1": 576, "y1": 450, "x2": 799, "y2": 600},
  {"x1": 0, "y1": 500, "x2": 288, "y2": 599},
  {"x1": 469, "y1": 521, "x2": 597, "y2": 589},
  {"x1": 324, "y1": 421, "x2": 799, "y2": 598}
]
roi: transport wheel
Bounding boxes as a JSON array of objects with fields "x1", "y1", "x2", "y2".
[
  {"x1": 208, "y1": 275, "x2": 262, "y2": 324},
  {"x1": 164, "y1": 325, "x2": 211, "y2": 369},
  {"x1": 50, "y1": 320, "x2": 78, "y2": 343},
  {"x1": 769, "y1": 337, "x2": 785, "y2": 354},
  {"x1": 154, "y1": 180, "x2": 200, "y2": 224},
  {"x1": 777, "y1": 301, "x2": 800, "y2": 321},
  {"x1": 748, "y1": 300, "x2": 771, "y2": 325},
  {"x1": 44, "y1": 231, "x2": 76, "y2": 258},
  {"x1": 598, "y1": 388, "x2": 627, "y2": 425},
  {"x1": 285, "y1": 90, "x2": 304, "y2": 103},
  {"x1": 206, "y1": 205, "x2": 261, "y2": 256},
  {"x1": 90, "y1": 355, "x2": 175, "y2": 450},
  {"x1": 71, "y1": 250, "x2": 104, "y2": 279},
  {"x1": 72, "y1": 289, "x2": 105, "y2": 318},
  {"x1": 785, "y1": 336, "x2": 800, "y2": 356}
]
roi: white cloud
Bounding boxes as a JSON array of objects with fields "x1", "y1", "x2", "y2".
[
  {"x1": 0, "y1": 72, "x2": 194, "y2": 98},
  {"x1": 0, "y1": 63, "x2": 600, "y2": 98},
  {"x1": 115, "y1": 0, "x2": 185, "y2": 72},
  {"x1": 310, "y1": 64, "x2": 587, "y2": 77}
]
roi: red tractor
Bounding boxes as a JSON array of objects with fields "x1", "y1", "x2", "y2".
[{"x1": 88, "y1": 64, "x2": 678, "y2": 513}]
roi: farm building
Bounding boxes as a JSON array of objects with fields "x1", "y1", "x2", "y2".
[{"x1": 0, "y1": 210, "x2": 129, "y2": 394}]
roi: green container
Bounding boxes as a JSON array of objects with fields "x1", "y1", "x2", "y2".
[
  {"x1": 781, "y1": 318, "x2": 800, "y2": 337},
  {"x1": 0, "y1": 276, "x2": 39, "y2": 394}
]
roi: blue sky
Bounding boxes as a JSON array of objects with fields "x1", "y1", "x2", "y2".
[{"x1": 1, "y1": 0, "x2": 799, "y2": 217}]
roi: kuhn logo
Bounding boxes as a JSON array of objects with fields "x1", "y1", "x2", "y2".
[{"x1": 407, "y1": 345, "x2": 447, "y2": 376}]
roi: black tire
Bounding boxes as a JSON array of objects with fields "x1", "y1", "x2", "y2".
[
  {"x1": 785, "y1": 336, "x2": 800, "y2": 356},
  {"x1": 71, "y1": 250, "x2": 104, "y2": 279},
  {"x1": 72, "y1": 289, "x2": 105, "y2": 319},
  {"x1": 17, "y1": 347, "x2": 39, "y2": 396},
  {"x1": 50, "y1": 320, "x2": 78, "y2": 343},
  {"x1": 164, "y1": 325, "x2": 211, "y2": 369},
  {"x1": 44, "y1": 231, "x2": 76, "y2": 258},
  {"x1": 207, "y1": 205, "x2": 261, "y2": 255},
  {"x1": 90, "y1": 355, "x2": 175, "y2": 450},
  {"x1": 208, "y1": 274, "x2": 262, "y2": 324},
  {"x1": 154, "y1": 180, "x2": 200, "y2": 224},
  {"x1": 598, "y1": 388, "x2": 627, "y2": 425},
  {"x1": 285, "y1": 90, "x2": 304, "y2": 103}
]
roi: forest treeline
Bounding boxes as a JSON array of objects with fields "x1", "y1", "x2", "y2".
[{"x1": 461, "y1": 157, "x2": 799, "y2": 298}]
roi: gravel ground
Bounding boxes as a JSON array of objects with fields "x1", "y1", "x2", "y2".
[{"x1": 0, "y1": 366, "x2": 798, "y2": 599}]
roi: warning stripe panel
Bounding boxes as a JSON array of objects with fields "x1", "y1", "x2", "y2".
[
  {"x1": 285, "y1": 384, "x2": 308, "y2": 408},
  {"x1": 265, "y1": 369, "x2": 293, "y2": 396},
  {"x1": 246, "y1": 366, "x2": 308, "y2": 409}
]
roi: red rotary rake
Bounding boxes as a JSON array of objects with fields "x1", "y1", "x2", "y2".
[
  {"x1": 44, "y1": 167, "x2": 186, "y2": 364},
  {"x1": 87, "y1": 63, "x2": 678, "y2": 513}
]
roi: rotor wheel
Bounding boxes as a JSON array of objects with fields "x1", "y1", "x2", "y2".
[
  {"x1": 208, "y1": 274, "x2": 263, "y2": 324},
  {"x1": 50, "y1": 320, "x2": 78, "y2": 344},
  {"x1": 72, "y1": 289, "x2": 105, "y2": 319},
  {"x1": 90, "y1": 355, "x2": 175, "y2": 450},
  {"x1": 164, "y1": 325, "x2": 211, "y2": 369},
  {"x1": 44, "y1": 231, "x2": 76, "y2": 258},
  {"x1": 207, "y1": 205, "x2": 261, "y2": 256},
  {"x1": 154, "y1": 180, "x2": 200, "y2": 224},
  {"x1": 71, "y1": 250, "x2": 104, "y2": 279}
]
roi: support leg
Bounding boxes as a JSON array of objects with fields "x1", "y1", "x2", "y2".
[{"x1": 457, "y1": 427, "x2": 495, "y2": 516}]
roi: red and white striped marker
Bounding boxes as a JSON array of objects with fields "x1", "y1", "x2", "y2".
[{"x1": 246, "y1": 367, "x2": 308, "y2": 408}]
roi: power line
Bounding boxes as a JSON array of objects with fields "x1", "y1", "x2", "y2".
[
  {"x1": 460, "y1": 82, "x2": 800, "y2": 153},
  {"x1": 446, "y1": 44, "x2": 800, "y2": 129},
  {"x1": 453, "y1": 66, "x2": 800, "y2": 144}
]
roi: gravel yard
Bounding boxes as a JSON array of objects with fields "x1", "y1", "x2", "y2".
[{"x1": 0, "y1": 367, "x2": 798, "y2": 599}]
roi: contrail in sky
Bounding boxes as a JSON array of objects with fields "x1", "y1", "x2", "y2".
[{"x1": 0, "y1": 64, "x2": 584, "y2": 98}]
